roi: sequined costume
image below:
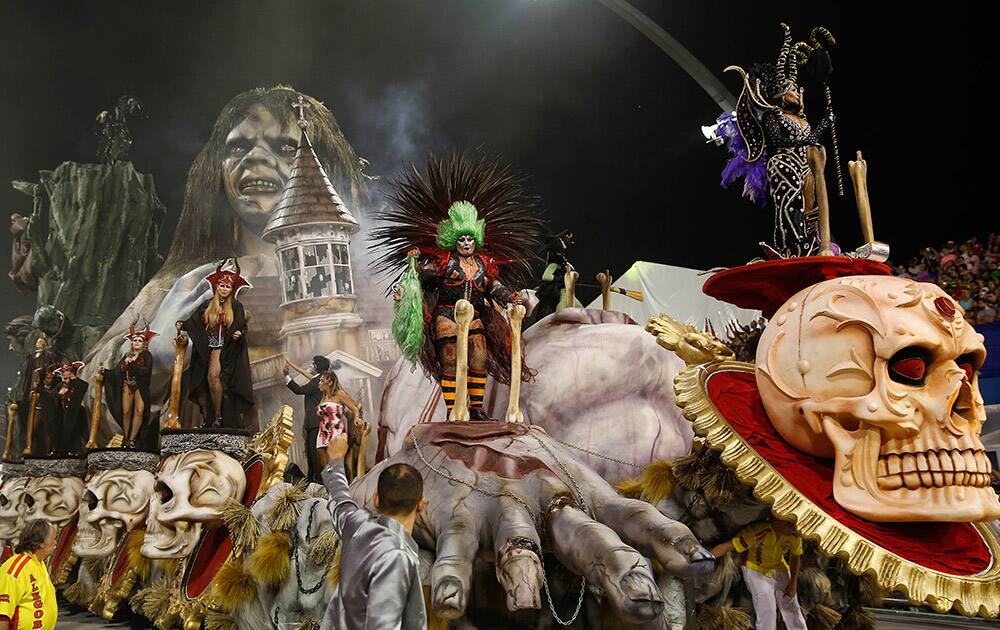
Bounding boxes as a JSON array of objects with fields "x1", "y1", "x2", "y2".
[{"x1": 761, "y1": 109, "x2": 831, "y2": 257}]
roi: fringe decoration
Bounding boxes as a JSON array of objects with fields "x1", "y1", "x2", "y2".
[
  {"x1": 132, "y1": 577, "x2": 172, "y2": 621},
  {"x1": 205, "y1": 610, "x2": 239, "y2": 630},
  {"x1": 835, "y1": 605, "x2": 876, "y2": 630},
  {"x1": 248, "y1": 532, "x2": 293, "y2": 586},
  {"x1": 695, "y1": 603, "x2": 751, "y2": 630},
  {"x1": 63, "y1": 580, "x2": 90, "y2": 606},
  {"x1": 223, "y1": 497, "x2": 261, "y2": 552},
  {"x1": 858, "y1": 573, "x2": 885, "y2": 606},
  {"x1": 308, "y1": 528, "x2": 340, "y2": 568},
  {"x1": 266, "y1": 481, "x2": 310, "y2": 533},
  {"x1": 807, "y1": 603, "x2": 842, "y2": 630},
  {"x1": 295, "y1": 619, "x2": 321, "y2": 630},
  {"x1": 673, "y1": 448, "x2": 742, "y2": 505},
  {"x1": 213, "y1": 559, "x2": 258, "y2": 612},
  {"x1": 80, "y1": 556, "x2": 106, "y2": 580},
  {"x1": 796, "y1": 567, "x2": 832, "y2": 609},
  {"x1": 615, "y1": 460, "x2": 675, "y2": 504},
  {"x1": 392, "y1": 256, "x2": 425, "y2": 363},
  {"x1": 127, "y1": 529, "x2": 152, "y2": 582}
]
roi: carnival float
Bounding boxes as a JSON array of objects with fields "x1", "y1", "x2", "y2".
[{"x1": 0, "y1": 16, "x2": 996, "y2": 630}]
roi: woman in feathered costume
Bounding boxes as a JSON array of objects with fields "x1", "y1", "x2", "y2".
[
  {"x1": 717, "y1": 23, "x2": 834, "y2": 258},
  {"x1": 371, "y1": 154, "x2": 543, "y2": 420}
]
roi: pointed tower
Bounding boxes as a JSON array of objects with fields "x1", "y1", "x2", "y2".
[{"x1": 262, "y1": 97, "x2": 363, "y2": 366}]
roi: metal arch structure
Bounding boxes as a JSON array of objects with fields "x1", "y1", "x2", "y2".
[{"x1": 595, "y1": 0, "x2": 737, "y2": 113}]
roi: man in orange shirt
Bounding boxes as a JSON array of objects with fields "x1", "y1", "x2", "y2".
[
  {"x1": 710, "y1": 518, "x2": 807, "y2": 630},
  {"x1": 0, "y1": 520, "x2": 58, "y2": 630}
]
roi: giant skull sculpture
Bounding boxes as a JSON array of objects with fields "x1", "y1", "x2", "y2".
[
  {"x1": 756, "y1": 275, "x2": 999, "y2": 522},
  {"x1": 21, "y1": 476, "x2": 85, "y2": 528},
  {"x1": 0, "y1": 477, "x2": 29, "y2": 543},
  {"x1": 74, "y1": 469, "x2": 156, "y2": 557},
  {"x1": 141, "y1": 449, "x2": 246, "y2": 558}
]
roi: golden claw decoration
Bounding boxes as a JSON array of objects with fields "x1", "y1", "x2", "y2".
[{"x1": 646, "y1": 314, "x2": 735, "y2": 366}]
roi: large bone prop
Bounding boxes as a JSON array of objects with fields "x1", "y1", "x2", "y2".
[
  {"x1": 22, "y1": 394, "x2": 37, "y2": 457},
  {"x1": 564, "y1": 267, "x2": 579, "y2": 309},
  {"x1": 806, "y1": 145, "x2": 834, "y2": 257},
  {"x1": 597, "y1": 271, "x2": 612, "y2": 311},
  {"x1": 847, "y1": 151, "x2": 890, "y2": 262},
  {"x1": 449, "y1": 299, "x2": 474, "y2": 422},
  {"x1": 3, "y1": 402, "x2": 16, "y2": 461},
  {"x1": 163, "y1": 334, "x2": 188, "y2": 429},
  {"x1": 505, "y1": 304, "x2": 526, "y2": 424},
  {"x1": 85, "y1": 370, "x2": 105, "y2": 449}
]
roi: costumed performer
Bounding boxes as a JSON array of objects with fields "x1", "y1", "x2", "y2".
[
  {"x1": 371, "y1": 154, "x2": 543, "y2": 420},
  {"x1": 175, "y1": 258, "x2": 253, "y2": 429},
  {"x1": 103, "y1": 322, "x2": 156, "y2": 448}
]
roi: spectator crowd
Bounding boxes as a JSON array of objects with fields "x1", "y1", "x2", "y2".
[{"x1": 895, "y1": 233, "x2": 1000, "y2": 325}]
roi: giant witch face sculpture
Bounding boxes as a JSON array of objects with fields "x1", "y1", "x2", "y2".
[
  {"x1": 756, "y1": 275, "x2": 998, "y2": 522},
  {"x1": 0, "y1": 477, "x2": 29, "y2": 542},
  {"x1": 141, "y1": 450, "x2": 246, "y2": 558},
  {"x1": 222, "y1": 103, "x2": 299, "y2": 234},
  {"x1": 74, "y1": 469, "x2": 156, "y2": 557},
  {"x1": 21, "y1": 476, "x2": 86, "y2": 528}
]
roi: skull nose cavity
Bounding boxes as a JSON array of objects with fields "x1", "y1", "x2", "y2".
[{"x1": 952, "y1": 380, "x2": 976, "y2": 425}]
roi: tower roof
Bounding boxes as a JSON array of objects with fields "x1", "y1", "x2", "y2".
[{"x1": 263, "y1": 125, "x2": 358, "y2": 241}]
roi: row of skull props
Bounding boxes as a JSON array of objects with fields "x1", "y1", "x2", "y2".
[
  {"x1": 141, "y1": 449, "x2": 246, "y2": 558},
  {"x1": 755, "y1": 275, "x2": 998, "y2": 522},
  {"x1": 73, "y1": 468, "x2": 155, "y2": 558},
  {"x1": 0, "y1": 474, "x2": 85, "y2": 540}
]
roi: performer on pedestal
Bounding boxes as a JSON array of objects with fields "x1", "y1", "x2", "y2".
[
  {"x1": 283, "y1": 354, "x2": 330, "y2": 482},
  {"x1": 16, "y1": 336, "x2": 57, "y2": 455},
  {"x1": 53, "y1": 362, "x2": 87, "y2": 457},
  {"x1": 35, "y1": 367, "x2": 59, "y2": 457},
  {"x1": 718, "y1": 23, "x2": 834, "y2": 258},
  {"x1": 175, "y1": 258, "x2": 253, "y2": 429},
  {"x1": 371, "y1": 154, "x2": 543, "y2": 420},
  {"x1": 103, "y1": 323, "x2": 156, "y2": 448}
]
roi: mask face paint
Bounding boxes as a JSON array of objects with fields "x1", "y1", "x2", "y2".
[
  {"x1": 456, "y1": 234, "x2": 476, "y2": 256},
  {"x1": 141, "y1": 450, "x2": 246, "y2": 559},
  {"x1": 73, "y1": 469, "x2": 155, "y2": 557},
  {"x1": 222, "y1": 103, "x2": 299, "y2": 234},
  {"x1": 756, "y1": 275, "x2": 998, "y2": 522}
]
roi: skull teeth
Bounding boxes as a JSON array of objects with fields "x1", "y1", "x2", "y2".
[{"x1": 877, "y1": 448, "x2": 994, "y2": 490}]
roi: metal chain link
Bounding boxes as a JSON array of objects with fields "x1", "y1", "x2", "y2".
[
  {"x1": 409, "y1": 427, "x2": 588, "y2": 625},
  {"x1": 294, "y1": 501, "x2": 326, "y2": 594},
  {"x1": 545, "y1": 434, "x2": 644, "y2": 470}
]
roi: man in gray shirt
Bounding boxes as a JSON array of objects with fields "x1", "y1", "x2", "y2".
[{"x1": 321, "y1": 432, "x2": 428, "y2": 630}]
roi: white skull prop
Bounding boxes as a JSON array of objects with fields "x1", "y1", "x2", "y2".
[
  {"x1": 141, "y1": 449, "x2": 246, "y2": 559},
  {"x1": 0, "y1": 477, "x2": 29, "y2": 543},
  {"x1": 73, "y1": 469, "x2": 156, "y2": 557},
  {"x1": 756, "y1": 275, "x2": 998, "y2": 522},
  {"x1": 20, "y1": 476, "x2": 85, "y2": 528}
]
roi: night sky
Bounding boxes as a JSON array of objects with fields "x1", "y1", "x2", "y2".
[{"x1": 0, "y1": 1, "x2": 991, "y2": 383}]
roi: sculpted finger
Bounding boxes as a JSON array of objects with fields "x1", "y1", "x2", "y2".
[
  {"x1": 492, "y1": 495, "x2": 542, "y2": 611},
  {"x1": 547, "y1": 502, "x2": 663, "y2": 623},
  {"x1": 430, "y1": 508, "x2": 481, "y2": 619},
  {"x1": 593, "y1": 494, "x2": 714, "y2": 577}
]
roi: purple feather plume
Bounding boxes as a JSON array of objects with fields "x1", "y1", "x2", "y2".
[{"x1": 717, "y1": 113, "x2": 769, "y2": 206}]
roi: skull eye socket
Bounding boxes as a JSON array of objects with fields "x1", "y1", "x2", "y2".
[
  {"x1": 957, "y1": 353, "x2": 979, "y2": 382},
  {"x1": 889, "y1": 347, "x2": 930, "y2": 386},
  {"x1": 84, "y1": 491, "x2": 98, "y2": 511},
  {"x1": 0, "y1": 495, "x2": 8, "y2": 508},
  {"x1": 154, "y1": 481, "x2": 173, "y2": 505}
]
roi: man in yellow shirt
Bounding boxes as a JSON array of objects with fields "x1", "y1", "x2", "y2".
[
  {"x1": 710, "y1": 518, "x2": 807, "y2": 630},
  {"x1": 0, "y1": 520, "x2": 58, "y2": 630}
]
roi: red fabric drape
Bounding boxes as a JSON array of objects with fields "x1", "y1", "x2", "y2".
[{"x1": 706, "y1": 370, "x2": 991, "y2": 576}]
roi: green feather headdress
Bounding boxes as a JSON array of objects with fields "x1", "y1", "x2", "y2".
[{"x1": 436, "y1": 201, "x2": 485, "y2": 250}]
